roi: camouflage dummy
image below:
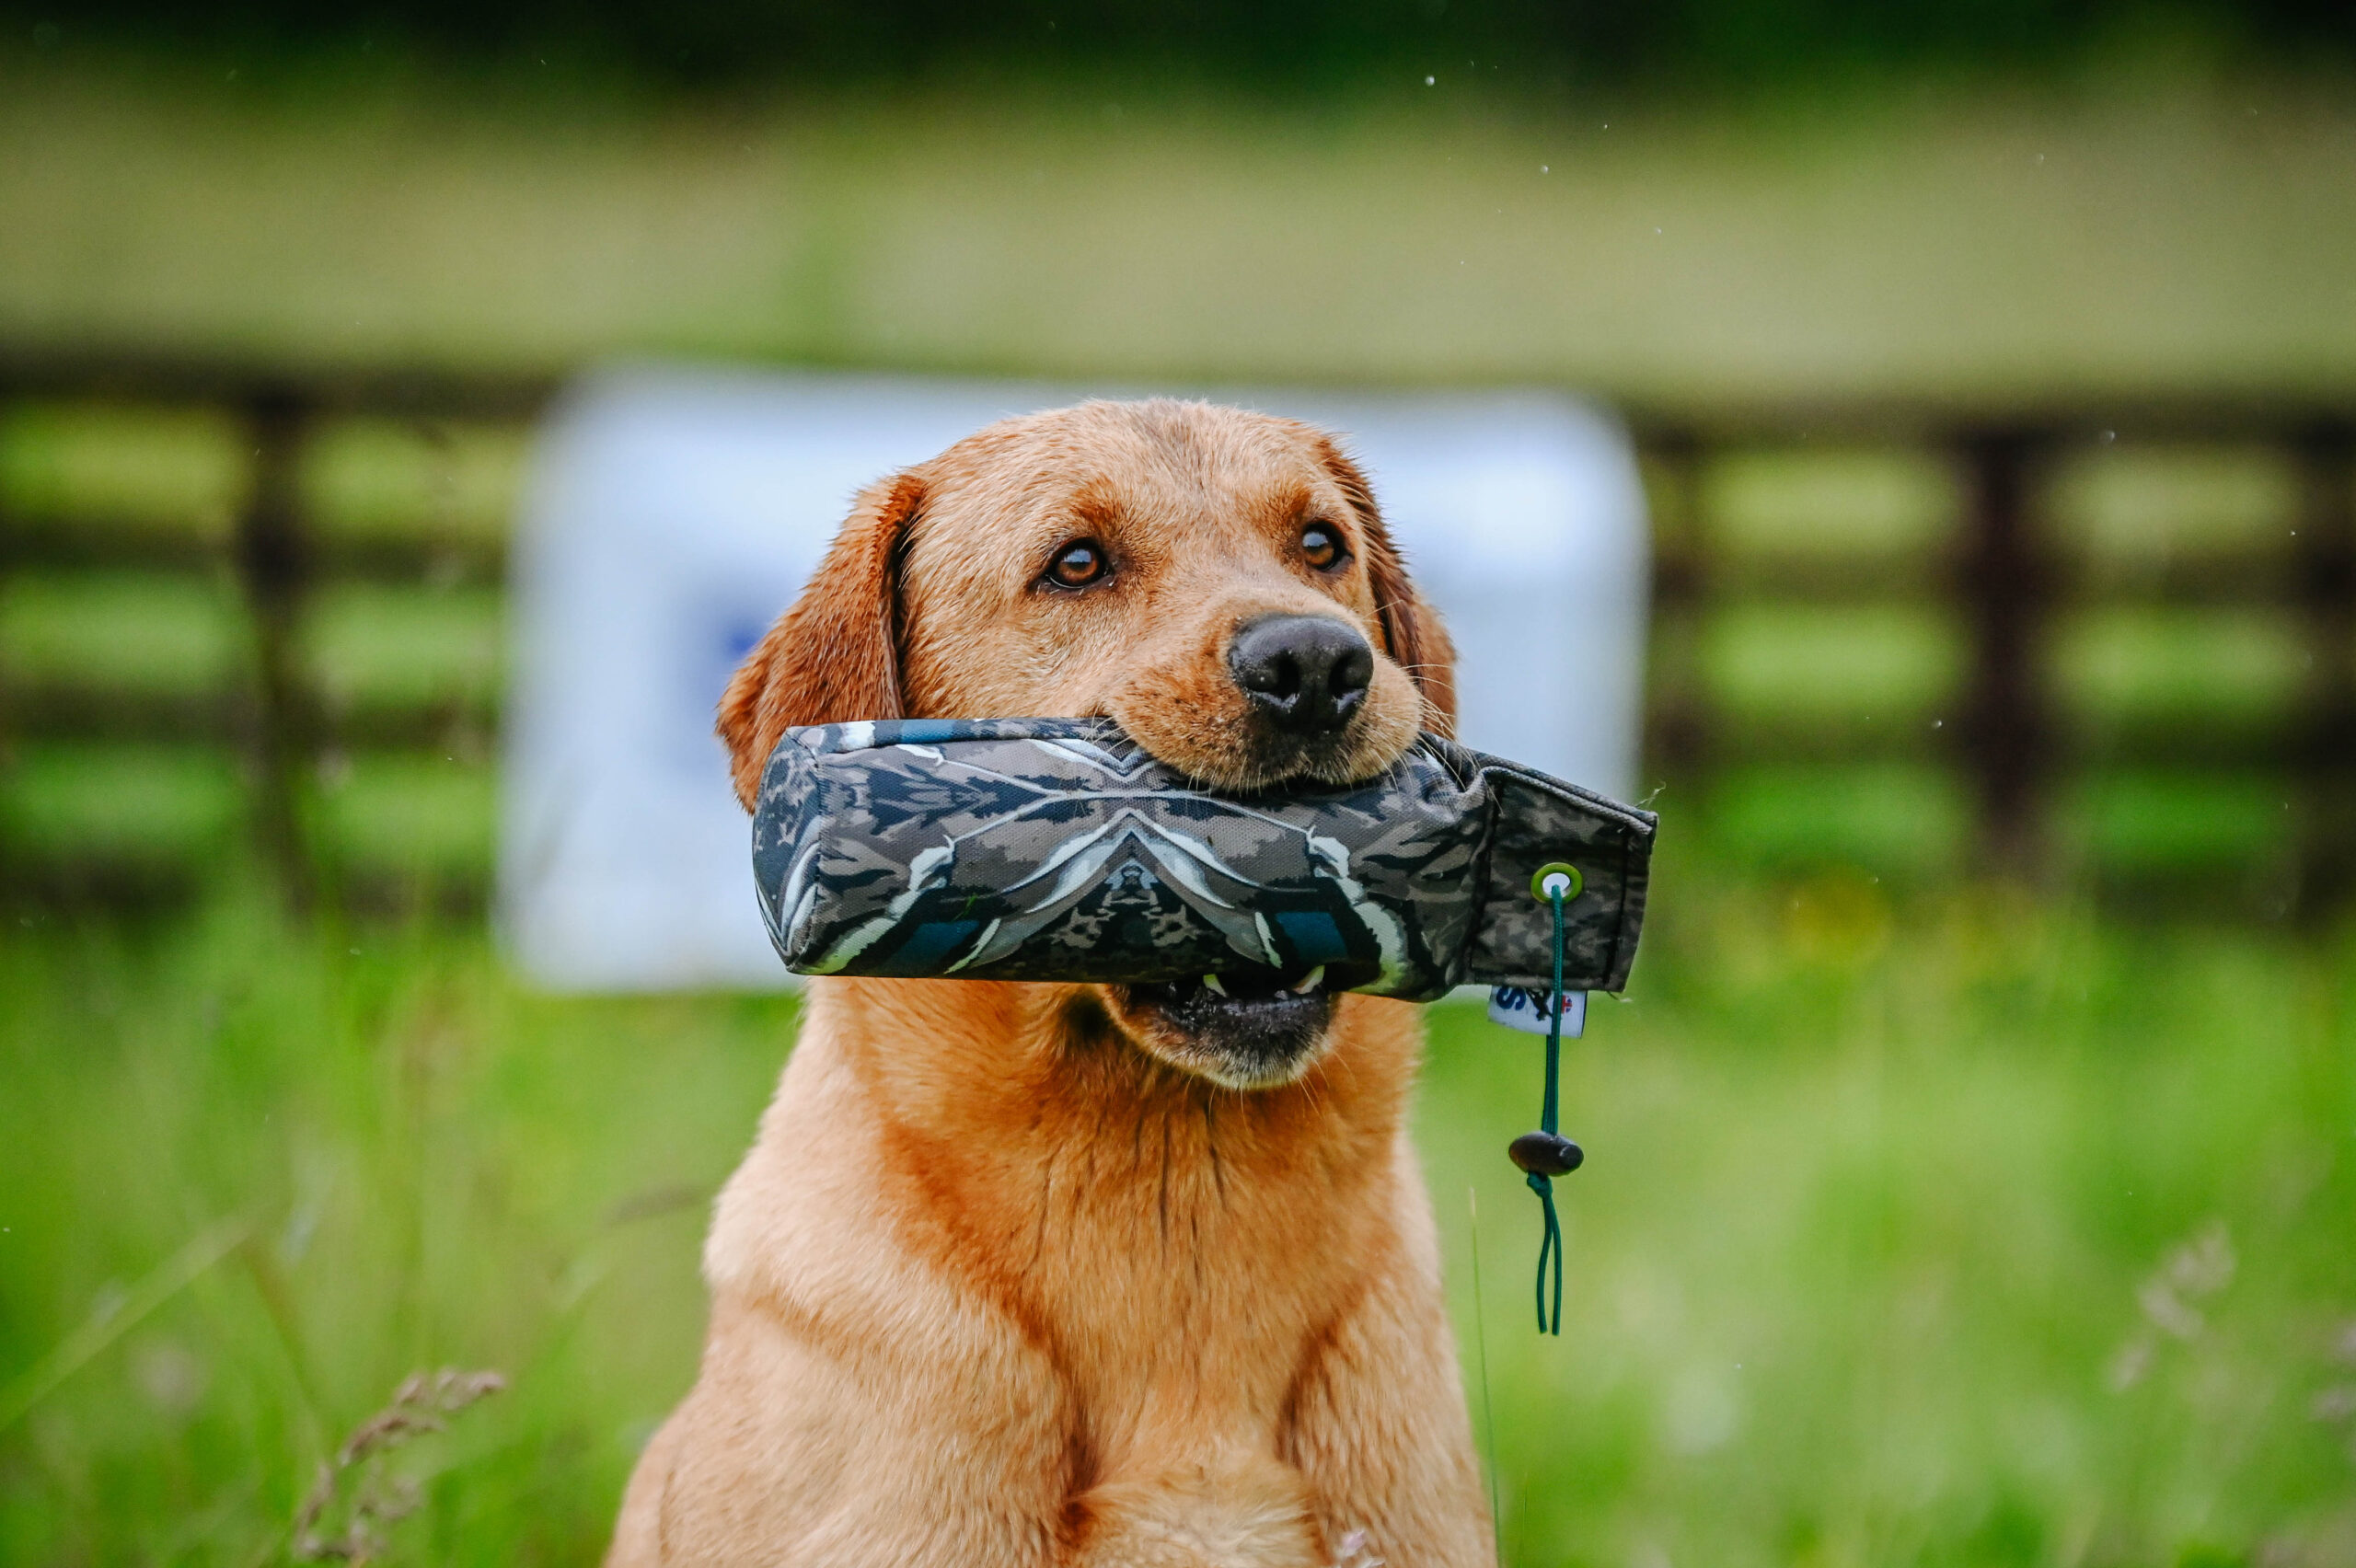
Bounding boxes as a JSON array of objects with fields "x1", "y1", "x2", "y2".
[{"x1": 750, "y1": 718, "x2": 1655, "y2": 1003}]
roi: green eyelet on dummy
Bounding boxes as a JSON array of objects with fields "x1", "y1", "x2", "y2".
[{"x1": 1530, "y1": 862, "x2": 1583, "y2": 903}]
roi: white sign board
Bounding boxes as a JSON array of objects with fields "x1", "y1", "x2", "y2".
[{"x1": 500, "y1": 367, "x2": 1648, "y2": 990}]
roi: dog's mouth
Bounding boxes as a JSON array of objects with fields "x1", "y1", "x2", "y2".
[
  {"x1": 1105, "y1": 961, "x2": 1367, "y2": 1089},
  {"x1": 1102, "y1": 661, "x2": 1425, "y2": 796}
]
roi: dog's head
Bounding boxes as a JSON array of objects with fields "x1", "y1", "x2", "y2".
[{"x1": 719, "y1": 398, "x2": 1455, "y2": 1088}]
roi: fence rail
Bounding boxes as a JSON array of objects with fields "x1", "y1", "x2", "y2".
[{"x1": 2, "y1": 351, "x2": 2352, "y2": 918}]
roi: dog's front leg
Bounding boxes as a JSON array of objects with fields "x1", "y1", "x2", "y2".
[{"x1": 1280, "y1": 1161, "x2": 1497, "y2": 1568}]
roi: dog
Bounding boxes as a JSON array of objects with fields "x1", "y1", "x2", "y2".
[{"x1": 608, "y1": 398, "x2": 1495, "y2": 1567}]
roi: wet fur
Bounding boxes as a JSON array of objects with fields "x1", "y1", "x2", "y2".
[{"x1": 616, "y1": 400, "x2": 1493, "y2": 1567}]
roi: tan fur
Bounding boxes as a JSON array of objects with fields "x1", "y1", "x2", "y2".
[{"x1": 617, "y1": 400, "x2": 1490, "y2": 1568}]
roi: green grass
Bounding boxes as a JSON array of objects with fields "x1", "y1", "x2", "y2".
[
  {"x1": 4, "y1": 872, "x2": 2351, "y2": 1566},
  {"x1": 1434, "y1": 875, "x2": 2356, "y2": 1565}
]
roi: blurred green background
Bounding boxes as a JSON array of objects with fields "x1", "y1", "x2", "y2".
[{"x1": 4, "y1": 5, "x2": 2356, "y2": 1565}]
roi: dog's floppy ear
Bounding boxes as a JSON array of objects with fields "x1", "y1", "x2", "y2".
[
  {"x1": 1312, "y1": 435, "x2": 1459, "y2": 737},
  {"x1": 717, "y1": 470, "x2": 927, "y2": 810}
]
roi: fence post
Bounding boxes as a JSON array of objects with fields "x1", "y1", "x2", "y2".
[
  {"x1": 234, "y1": 386, "x2": 320, "y2": 915},
  {"x1": 1954, "y1": 429, "x2": 2055, "y2": 875},
  {"x1": 2292, "y1": 420, "x2": 2356, "y2": 923},
  {"x1": 1640, "y1": 427, "x2": 1711, "y2": 802}
]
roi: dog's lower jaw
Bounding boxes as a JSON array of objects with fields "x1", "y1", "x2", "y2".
[{"x1": 1099, "y1": 977, "x2": 1337, "y2": 1090}]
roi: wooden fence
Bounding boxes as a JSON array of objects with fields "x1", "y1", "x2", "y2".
[
  {"x1": 0, "y1": 352, "x2": 552, "y2": 914},
  {"x1": 1, "y1": 352, "x2": 2351, "y2": 918},
  {"x1": 1637, "y1": 400, "x2": 2356, "y2": 917}
]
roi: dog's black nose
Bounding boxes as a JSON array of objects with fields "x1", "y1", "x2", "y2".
[{"x1": 1228, "y1": 615, "x2": 1374, "y2": 736}]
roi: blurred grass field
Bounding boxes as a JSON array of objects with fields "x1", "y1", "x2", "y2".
[{"x1": 4, "y1": 866, "x2": 2353, "y2": 1567}]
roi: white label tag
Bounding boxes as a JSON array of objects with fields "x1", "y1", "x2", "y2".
[{"x1": 1486, "y1": 986, "x2": 1587, "y2": 1038}]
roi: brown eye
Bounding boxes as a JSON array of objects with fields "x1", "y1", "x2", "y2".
[
  {"x1": 1046, "y1": 539, "x2": 1109, "y2": 589},
  {"x1": 1299, "y1": 523, "x2": 1344, "y2": 570}
]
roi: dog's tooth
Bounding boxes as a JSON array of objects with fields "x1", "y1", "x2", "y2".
[
  {"x1": 1290, "y1": 964, "x2": 1326, "y2": 995},
  {"x1": 1202, "y1": 974, "x2": 1229, "y2": 997}
]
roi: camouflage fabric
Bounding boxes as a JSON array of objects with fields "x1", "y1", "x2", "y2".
[{"x1": 750, "y1": 718, "x2": 1656, "y2": 1001}]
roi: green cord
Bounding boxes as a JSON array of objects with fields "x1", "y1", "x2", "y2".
[{"x1": 1530, "y1": 886, "x2": 1568, "y2": 1336}]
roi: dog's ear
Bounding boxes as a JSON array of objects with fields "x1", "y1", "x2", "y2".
[
  {"x1": 717, "y1": 470, "x2": 927, "y2": 810},
  {"x1": 1312, "y1": 436, "x2": 1459, "y2": 737}
]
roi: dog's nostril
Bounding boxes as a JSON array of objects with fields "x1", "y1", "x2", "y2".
[
  {"x1": 1330, "y1": 644, "x2": 1372, "y2": 707},
  {"x1": 1228, "y1": 615, "x2": 1375, "y2": 737}
]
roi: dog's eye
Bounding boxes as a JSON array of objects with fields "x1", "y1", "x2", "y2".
[
  {"x1": 1299, "y1": 524, "x2": 1345, "y2": 571},
  {"x1": 1046, "y1": 540, "x2": 1110, "y2": 589}
]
